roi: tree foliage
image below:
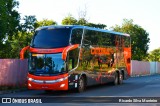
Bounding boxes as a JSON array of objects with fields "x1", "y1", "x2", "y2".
[
  {"x1": 145, "y1": 48, "x2": 160, "y2": 62},
  {"x1": 0, "y1": 1, "x2": 151, "y2": 60},
  {"x1": 34, "y1": 19, "x2": 57, "y2": 29},
  {"x1": 0, "y1": 0, "x2": 21, "y2": 58},
  {"x1": 0, "y1": 0, "x2": 20, "y2": 45},
  {"x1": 5, "y1": 15, "x2": 37, "y2": 58},
  {"x1": 61, "y1": 14, "x2": 107, "y2": 29},
  {"x1": 20, "y1": 15, "x2": 37, "y2": 33},
  {"x1": 113, "y1": 19, "x2": 150, "y2": 60},
  {"x1": 86, "y1": 23, "x2": 107, "y2": 29},
  {"x1": 9, "y1": 18, "x2": 57, "y2": 58},
  {"x1": 61, "y1": 14, "x2": 77, "y2": 25},
  {"x1": 77, "y1": 18, "x2": 87, "y2": 25},
  {"x1": 7, "y1": 32, "x2": 33, "y2": 58}
]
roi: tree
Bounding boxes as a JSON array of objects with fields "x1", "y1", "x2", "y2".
[
  {"x1": 7, "y1": 32, "x2": 32, "y2": 58},
  {"x1": 6, "y1": 15, "x2": 37, "y2": 58},
  {"x1": 61, "y1": 14, "x2": 107, "y2": 29},
  {"x1": 0, "y1": 0, "x2": 20, "y2": 46},
  {"x1": 145, "y1": 48, "x2": 160, "y2": 62},
  {"x1": 77, "y1": 18, "x2": 87, "y2": 25},
  {"x1": 20, "y1": 15, "x2": 37, "y2": 33},
  {"x1": 0, "y1": 0, "x2": 21, "y2": 58},
  {"x1": 113, "y1": 19, "x2": 150, "y2": 60},
  {"x1": 86, "y1": 23, "x2": 107, "y2": 29},
  {"x1": 61, "y1": 14, "x2": 77, "y2": 25},
  {"x1": 34, "y1": 19, "x2": 57, "y2": 29},
  {"x1": 8, "y1": 18, "x2": 58, "y2": 58}
]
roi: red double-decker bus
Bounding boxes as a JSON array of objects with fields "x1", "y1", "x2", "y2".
[{"x1": 20, "y1": 25, "x2": 131, "y2": 92}]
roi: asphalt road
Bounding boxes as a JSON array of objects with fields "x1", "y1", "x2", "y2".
[{"x1": 1, "y1": 74, "x2": 160, "y2": 106}]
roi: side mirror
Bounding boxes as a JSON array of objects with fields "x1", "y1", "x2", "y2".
[
  {"x1": 20, "y1": 46, "x2": 30, "y2": 60},
  {"x1": 62, "y1": 44, "x2": 79, "y2": 61}
]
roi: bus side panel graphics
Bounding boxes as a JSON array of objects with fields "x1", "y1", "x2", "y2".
[
  {"x1": 124, "y1": 47, "x2": 131, "y2": 76},
  {"x1": 78, "y1": 47, "x2": 116, "y2": 85},
  {"x1": 122, "y1": 36, "x2": 131, "y2": 76},
  {"x1": 77, "y1": 29, "x2": 130, "y2": 85}
]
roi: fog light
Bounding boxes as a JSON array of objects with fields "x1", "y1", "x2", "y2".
[
  {"x1": 28, "y1": 83, "x2": 32, "y2": 87},
  {"x1": 60, "y1": 84, "x2": 65, "y2": 88}
]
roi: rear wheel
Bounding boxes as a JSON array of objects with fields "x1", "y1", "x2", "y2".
[
  {"x1": 77, "y1": 77, "x2": 85, "y2": 93},
  {"x1": 113, "y1": 72, "x2": 118, "y2": 85},
  {"x1": 118, "y1": 72, "x2": 123, "y2": 85}
]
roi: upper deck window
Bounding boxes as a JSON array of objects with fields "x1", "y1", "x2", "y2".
[
  {"x1": 31, "y1": 27, "x2": 71, "y2": 48},
  {"x1": 71, "y1": 28, "x2": 83, "y2": 44}
]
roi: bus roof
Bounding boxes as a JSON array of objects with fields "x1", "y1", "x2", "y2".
[{"x1": 36, "y1": 25, "x2": 130, "y2": 37}]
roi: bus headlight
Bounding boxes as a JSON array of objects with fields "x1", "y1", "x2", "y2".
[
  {"x1": 28, "y1": 78, "x2": 33, "y2": 81},
  {"x1": 57, "y1": 78, "x2": 64, "y2": 82},
  {"x1": 56, "y1": 76, "x2": 68, "y2": 82}
]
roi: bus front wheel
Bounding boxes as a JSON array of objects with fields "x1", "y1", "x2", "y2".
[{"x1": 77, "y1": 76, "x2": 85, "y2": 93}]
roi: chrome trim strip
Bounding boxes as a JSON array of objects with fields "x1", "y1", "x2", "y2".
[{"x1": 29, "y1": 76, "x2": 68, "y2": 84}]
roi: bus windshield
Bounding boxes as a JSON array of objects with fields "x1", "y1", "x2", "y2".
[
  {"x1": 31, "y1": 27, "x2": 71, "y2": 48},
  {"x1": 29, "y1": 53, "x2": 67, "y2": 76}
]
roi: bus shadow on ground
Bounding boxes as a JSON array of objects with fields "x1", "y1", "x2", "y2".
[{"x1": 38, "y1": 81, "x2": 134, "y2": 96}]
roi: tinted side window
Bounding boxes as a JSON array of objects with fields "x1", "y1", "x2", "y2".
[
  {"x1": 67, "y1": 48, "x2": 79, "y2": 71},
  {"x1": 98, "y1": 32, "x2": 115, "y2": 46},
  {"x1": 115, "y1": 35, "x2": 122, "y2": 47},
  {"x1": 83, "y1": 30, "x2": 118, "y2": 47},
  {"x1": 83, "y1": 30, "x2": 97, "y2": 46},
  {"x1": 71, "y1": 28, "x2": 83, "y2": 44}
]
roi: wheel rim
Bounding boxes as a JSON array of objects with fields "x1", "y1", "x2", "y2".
[
  {"x1": 79, "y1": 78, "x2": 84, "y2": 92},
  {"x1": 114, "y1": 74, "x2": 118, "y2": 85},
  {"x1": 119, "y1": 74, "x2": 123, "y2": 84}
]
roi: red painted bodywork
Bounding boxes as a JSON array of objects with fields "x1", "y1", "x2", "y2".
[
  {"x1": 62, "y1": 44, "x2": 79, "y2": 60},
  {"x1": 29, "y1": 47, "x2": 65, "y2": 54},
  {"x1": 124, "y1": 47, "x2": 131, "y2": 76},
  {"x1": 20, "y1": 44, "x2": 79, "y2": 90},
  {"x1": 20, "y1": 46, "x2": 30, "y2": 60},
  {"x1": 28, "y1": 73, "x2": 68, "y2": 90}
]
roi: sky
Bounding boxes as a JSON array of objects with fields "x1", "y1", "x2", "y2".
[{"x1": 17, "y1": 0, "x2": 160, "y2": 52}]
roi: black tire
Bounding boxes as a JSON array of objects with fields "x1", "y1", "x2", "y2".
[
  {"x1": 77, "y1": 77, "x2": 85, "y2": 93},
  {"x1": 113, "y1": 72, "x2": 118, "y2": 85},
  {"x1": 118, "y1": 72, "x2": 123, "y2": 85}
]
